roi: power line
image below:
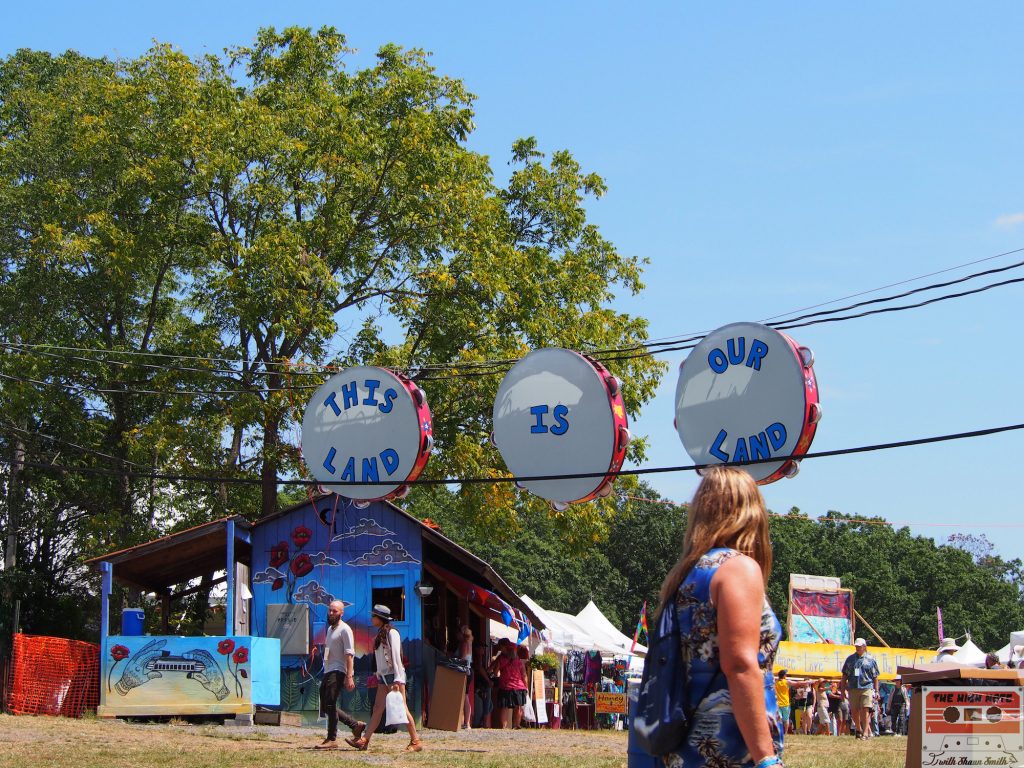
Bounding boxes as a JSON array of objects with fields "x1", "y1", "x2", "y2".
[
  {"x1": 0, "y1": 370, "x2": 318, "y2": 398},
  {"x1": 759, "y1": 245, "x2": 1024, "y2": 323},
  {"x1": 4, "y1": 246, "x2": 1024, "y2": 385},
  {"x1": 10, "y1": 420, "x2": 1024, "y2": 487},
  {"x1": 619, "y1": 495, "x2": 1024, "y2": 530},
  {"x1": 0, "y1": 423, "x2": 147, "y2": 468}
]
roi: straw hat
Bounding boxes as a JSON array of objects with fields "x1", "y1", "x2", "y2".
[{"x1": 937, "y1": 637, "x2": 960, "y2": 653}]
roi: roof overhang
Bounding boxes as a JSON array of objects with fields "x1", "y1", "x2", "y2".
[{"x1": 85, "y1": 516, "x2": 252, "y2": 593}]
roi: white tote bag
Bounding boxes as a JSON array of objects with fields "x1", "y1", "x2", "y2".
[
  {"x1": 522, "y1": 696, "x2": 536, "y2": 723},
  {"x1": 385, "y1": 690, "x2": 409, "y2": 726}
]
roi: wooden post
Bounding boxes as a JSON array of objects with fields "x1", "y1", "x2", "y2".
[{"x1": 854, "y1": 608, "x2": 890, "y2": 647}]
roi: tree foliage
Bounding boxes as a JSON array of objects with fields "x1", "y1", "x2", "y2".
[
  {"x1": 423, "y1": 492, "x2": 1024, "y2": 650},
  {"x1": 0, "y1": 28, "x2": 663, "y2": 637}
]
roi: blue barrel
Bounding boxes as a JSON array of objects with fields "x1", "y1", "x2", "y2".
[
  {"x1": 627, "y1": 684, "x2": 658, "y2": 768},
  {"x1": 121, "y1": 607, "x2": 145, "y2": 636}
]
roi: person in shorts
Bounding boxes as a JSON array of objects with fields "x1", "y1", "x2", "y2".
[
  {"x1": 774, "y1": 670, "x2": 791, "y2": 733},
  {"x1": 489, "y1": 638, "x2": 528, "y2": 729},
  {"x1": 840, "y1": 638, "x2": 880, "y2": 739}
]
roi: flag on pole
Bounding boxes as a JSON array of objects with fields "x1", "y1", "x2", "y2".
[
  {"x1": 630, "y1": 601, "x2": 648, "y2": 654},
  {"x1": 937, "y1": 606, "x2": 945, "y2": 642}
]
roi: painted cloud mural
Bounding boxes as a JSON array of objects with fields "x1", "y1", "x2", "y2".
[
  {"x1": 346, "y1": 539, "x2": 420, "y2": 567},
  {"x1": 331, "y1": 517, "x2": 396, "y2": 542}
]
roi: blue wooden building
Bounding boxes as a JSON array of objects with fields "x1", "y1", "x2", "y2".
[{"x1": 91, "y1": 494, "x2": 542, "y2": 724}]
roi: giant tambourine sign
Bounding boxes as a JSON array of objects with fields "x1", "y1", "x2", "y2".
[
  {"x1": 301, "y1": 367, "x2": 433, "y2": 501},
  {"x1": 492, "y1": 348, "x2": 630, "y2": 507},
  {"x1": 675, "y1": 322, "x2": 820, "y2": 484}
]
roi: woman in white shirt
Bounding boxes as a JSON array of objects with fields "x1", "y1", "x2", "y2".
[{"x1": 346, "y1": 604, "x2": 423, "y2": 753}]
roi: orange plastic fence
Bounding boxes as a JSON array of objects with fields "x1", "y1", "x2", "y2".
[{"x1": 6, "y1": 633, "x2": 99, "y2": 717}]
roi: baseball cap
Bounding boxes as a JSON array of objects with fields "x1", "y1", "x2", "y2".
[{"x1": 854, "y1": 638, "x2": 867, "y2": 647}]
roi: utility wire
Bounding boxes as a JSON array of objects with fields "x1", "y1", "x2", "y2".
[
  {"x1": 10, "y1": 420, "x2": 1024, "y2": 487},
  {"x1": 0, "y1": 423, "x2": 147, "y2": 468},
  {"x1": 5, "y1": 245, "x2": 1023, "y2": 376},
  {"x1": 619, "y1": 495, "x2": 1024, "y2": 530}
]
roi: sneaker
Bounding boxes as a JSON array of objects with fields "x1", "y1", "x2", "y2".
[
  {"x1": 352, "y1": 722, "x2": 365, "y2": 740},
  {"x1": 315, "y1": 739, "x2": 338, "y2": 750}
]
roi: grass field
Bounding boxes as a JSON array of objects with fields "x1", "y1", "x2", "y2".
[{"x1": 0, "y1": 715, "x2": 908, "y2": 768}]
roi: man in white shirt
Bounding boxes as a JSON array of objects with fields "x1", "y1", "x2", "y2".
[{"x1": 315, "y1": 600, "x2": 365, "y2": 749}]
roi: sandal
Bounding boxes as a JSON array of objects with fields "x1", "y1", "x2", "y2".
[
  {"x1": 405, "y1": 740, "x2": 423, "y2": 752},
  {"x1": 345, "y1": 737, "x2": 368, "y2": 751}
]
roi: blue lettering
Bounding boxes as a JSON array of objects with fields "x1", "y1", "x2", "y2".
[
  {"x1": 379, "y1": 388, "x2": 398, "y2": 414},
  {"x1": 323, "y1": 446, "x2": 338, "y2": 474},
  {"x1": 767, "y1": 422, "x2": 787, "y2": 451},
  {"x1": 363, "y1": 378, "x2": 381, "y2": 406},
  {"x1": 708, "y1": 349, "x2": 728, "y2": 374},
  {"x1": 748, "y1": 431, "x2": 770, "y2": 461},
  {"x1": 340, "y1": 456, "x2": 356, "y2": 483},
  {"x1": 380, "y1": 448, "x2": 399, "y2": 475},
  {"x1": 341, "y1": 380, "x2": 358, "y2": 410},
  {"x1": 550, "y1": 404, "x2": 569, "y2": 435},
  {"x1": 361, "y1": 457, "x2": 379, "y2": 484},
  {"x1": 710, "y1": 429, "x2": 729, "y2": 462},
  {"x1": 727, "y1": 336, "x2": 746, "y2": 366},
  {"x1": 324, "y1": 391, "x2": 341, "y2": 417},
  {"x1": 733, "y1": 437, "x2": 750, "y2": 463},
  {"x1": 530, "y1": 404, "x2": 549, "y2": 433},
  {"x1": 747, "y1": 340, "x2": 768, "y2": 370}
]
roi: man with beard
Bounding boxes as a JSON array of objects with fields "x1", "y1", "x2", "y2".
[{"x1": 315, "y1": 600, "x2": 366, "y2": 749}]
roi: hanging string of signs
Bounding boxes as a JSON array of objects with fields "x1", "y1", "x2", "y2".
[{"x1": 299, "y1": 321, "x2": 822, "y2": 506}]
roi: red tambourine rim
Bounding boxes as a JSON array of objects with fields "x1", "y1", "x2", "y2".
[
  {"x1": 568, "y1": 353, "x2": 629, "y2": 504},
  {"x1": 369, "y1": 367, "x2": 433, "y2": 502},
  {"x1": 755, "y1": 332, "x2": 819, "y2": 485}
]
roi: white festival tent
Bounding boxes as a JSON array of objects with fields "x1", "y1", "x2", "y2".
[
  {"x1": 575, "y1": 600, "x2": 648, "y2": 658},
  {"x1": 950, "y1": 638, "x2": 987, "y2": 666},
  {"x1": 521, "y1": 593, "x2": 617, "y2": 653},
  {"x1": 994, "y1": 630, "x2": 1024, "y2": 664}
]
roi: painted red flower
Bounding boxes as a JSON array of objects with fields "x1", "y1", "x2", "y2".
[
  {"x1": 217, "y1": 638, "x2": 236, "y2": 656},
  {"x1": 290, "y1": 552, "x2": 313, "y2": 578},
  {"x1": 269, "y1": 542, "x2": 289, "y2": 568},
  {"x1": 110, "y1": 644, "x2": 130, "y2": 661},
  {"x1": 271, "y1": 578, "x2": 284, "y2": 591},
  {"x1": 233, "y1": 647, "x2": 249, "y2": 664},
  {"x1": 291, "y1": 525, "x2": 312, "y2": 548}
]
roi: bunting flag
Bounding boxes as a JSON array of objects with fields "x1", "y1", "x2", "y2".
[{"x1": 517, "y1": 614, "x2": 532, "y2": 644}]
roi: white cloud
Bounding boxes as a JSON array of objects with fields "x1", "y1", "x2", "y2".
[{"x1": 994, "y1": 212, "x2": 1024, "y2": 229}]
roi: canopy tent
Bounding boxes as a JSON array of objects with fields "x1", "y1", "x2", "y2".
[
  {"x1": 575, "y1": 600, "x2": 647, "y2": 657},
  {"x1": 950, "y1": 638, "x2": 987, "y2": 666},
  {"x1": 521, "y1": 594, "x2": 622, "y2": 653},
  {"x1": 993, "y1": 631, "x2": 1024, "y2": 663}
]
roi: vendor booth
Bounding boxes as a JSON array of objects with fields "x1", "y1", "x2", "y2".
[
  {"x1": 899, "y1": 664, "x2": 1024, "y2": 768},
  {"x1": 88, "y1": 517, "x2": 281, "y2": 718},
  {"x1": 89, "y1": 496, "x2": 543, "y2": 726}
]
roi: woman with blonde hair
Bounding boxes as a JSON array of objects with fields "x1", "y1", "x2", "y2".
[{"x1": 658, "y1": 467, "x2": 784, "y2": 768}]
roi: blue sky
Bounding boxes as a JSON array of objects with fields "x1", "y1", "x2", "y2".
[{"x1": 4, "y1": 3, "x2": 1024, "y2": 559}]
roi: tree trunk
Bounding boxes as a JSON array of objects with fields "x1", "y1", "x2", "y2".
[{"x1": 4, "y1": 429, "x2": 26, "y2": 571}]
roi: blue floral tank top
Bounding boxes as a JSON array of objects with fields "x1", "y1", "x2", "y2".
[{"x1": 663, "y1": 548, "x2": 784, "y2": 768}]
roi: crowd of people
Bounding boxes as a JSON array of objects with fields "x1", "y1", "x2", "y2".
[{"x1": 773, "y1": 668, "x2": 911, "y2": 739}]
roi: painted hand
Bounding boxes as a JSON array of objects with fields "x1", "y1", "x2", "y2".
[
  {"x1": 113, "y1": 639, "x2": 167, "y2": 696},
  {"x1": 184, "y1": 649, "x2": 230, "y2": 701}
]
